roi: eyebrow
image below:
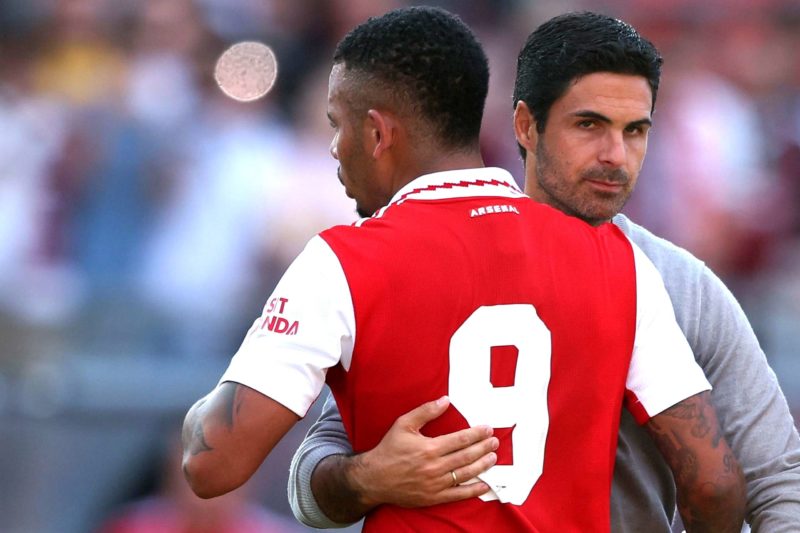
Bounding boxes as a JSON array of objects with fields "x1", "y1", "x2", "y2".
[{"x1": 573, "y1": 110, "x2": 652, "y2": 129}]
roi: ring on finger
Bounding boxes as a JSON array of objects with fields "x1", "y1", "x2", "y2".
[{"x1": 450, "y1": 470, "x2": 458, "y2": 487}]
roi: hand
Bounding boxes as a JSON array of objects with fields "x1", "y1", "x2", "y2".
[{"x1": 347, "y1": 396, "x2": 499, "y2": 509}]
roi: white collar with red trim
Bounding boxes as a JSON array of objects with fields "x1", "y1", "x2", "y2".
[
  {"x1": 355, "y1": 167, "x2": 524, "y2": 226},
  {"x1": 390, "y1": 167, "x2": 523, "y2": 205}
]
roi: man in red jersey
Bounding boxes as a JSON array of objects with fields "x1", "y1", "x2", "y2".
[{"x1": 181, "y1": 6, "x2": 745, "y2": 531}]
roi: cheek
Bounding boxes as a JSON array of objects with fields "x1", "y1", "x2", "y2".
[
  {"x1": 551, "y1": 133, "x2": 592, "y2": 171},
  {"x1": 557, "y1": 145, "x2": 593, "y2": 182},
  {"x1": 628, "y1": 140, "x2": 648, "y2": 173}
]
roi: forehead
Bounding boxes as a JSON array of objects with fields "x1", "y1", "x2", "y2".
[
  {"x1": 556, "y1": 72, "x2": 653, "y2": 118},
  {"x1": 328, "y1": 63, "x2": 346, "y2": 104}
]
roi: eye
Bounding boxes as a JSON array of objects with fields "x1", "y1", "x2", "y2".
[
  {"x1": 577, "y1": 119, "x2": 595, "y2": 129},
  {"x1": 624, "y1": 122, "x2": 651, "y2": 136}
]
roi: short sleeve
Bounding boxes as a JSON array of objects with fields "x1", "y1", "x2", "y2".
[
  {"x1": 219, "y1": 236, "x2": 355, "y2": 417},
  {"x1": 625, "y1": 241, "x2": 711, "y2": 423}
]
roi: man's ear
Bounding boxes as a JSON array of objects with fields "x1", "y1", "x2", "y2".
[
  {"x1": 365, "y1": 109, "x2": 396, "y2": 159},
  {"x1": 513, "y1": 100, "x2": 539, "y2": 156}
]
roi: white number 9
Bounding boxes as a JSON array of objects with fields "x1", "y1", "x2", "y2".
[{"x1": 449, "y1": 304, "x2": 552, "y2": 505}]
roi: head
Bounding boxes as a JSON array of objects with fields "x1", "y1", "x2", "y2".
[
  {"x1": 512, "y1": 12, "x2": 663, "y2": 225},
  {"x1": 328, "y1": 6, "x2": 489, "y2": 217}
]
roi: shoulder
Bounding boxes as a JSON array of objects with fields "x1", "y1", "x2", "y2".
[
  {"x1": 612, "y1": 214, "x2": 749, "y2": 349},
  {"x1": 612, "y1": 214, "x2": 706, "y2": 277}
]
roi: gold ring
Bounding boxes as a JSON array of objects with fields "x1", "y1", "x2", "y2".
[{"x1": 450, "y1": 470, "x2": 458, "y2": 486}]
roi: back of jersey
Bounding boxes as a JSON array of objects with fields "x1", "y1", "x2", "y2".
[{"x1": 322, "y1": 171, "x2": 636, "y2": 532}]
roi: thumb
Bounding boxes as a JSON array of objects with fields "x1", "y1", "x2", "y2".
[{"x1": 398, "y1": 396, "x2": 450, "y2": 432}]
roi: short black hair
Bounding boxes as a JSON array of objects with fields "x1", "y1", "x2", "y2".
[
  {"x1": 333, "y1": 6, "x2": 489, "y2": 150},
  {"x1": 513, "y1": 12, "x2": 662, "y2": 156}
]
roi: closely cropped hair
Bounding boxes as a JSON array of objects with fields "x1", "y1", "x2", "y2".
[
  {"x1": 514, "y1": 12, "x2": 662, "y2": 151},
  {"x1": 333, "y1": 6, "x2": 489, "y2": 150}
]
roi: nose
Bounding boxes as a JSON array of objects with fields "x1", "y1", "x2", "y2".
[
  {"x1": 599, "y1": 130, "x2": 626, "y2": 167},
  {"x1": 329, "y1": 136, "x2": 339, "y2": 160}
]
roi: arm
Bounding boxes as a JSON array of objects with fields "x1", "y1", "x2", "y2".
[
  {"x1": 182, "y1": 381, "x2": 299, "y2": 498},
  {"x1": 289, "y1": 395, "x2": 498, "y2": 527},
  {"x1": 646, "y1": 391, "x2": 746, "y2": 532},
  {"x1": 182, "y1": 237, "x2": 351, "y2": 498}
]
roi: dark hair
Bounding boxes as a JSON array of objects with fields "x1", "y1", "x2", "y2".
[
  {"x1": 333, "y1": 6, "x2": 489, "y2": 150},
  {"x1": 513, "y1": 12, "x2": 662, "y2": 155}
]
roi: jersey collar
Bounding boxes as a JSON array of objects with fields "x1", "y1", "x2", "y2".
[{"x1": 387, "y1": 167, "x2": 524, "y2": 206}]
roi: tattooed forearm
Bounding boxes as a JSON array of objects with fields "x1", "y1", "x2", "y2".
[
  {"x1": 646, "y1": 391, "x2": 746, "y2": 533},
  {"x1": 647, "y1": 418, "x2": 698, "y2": 489},
  {"x1": 660, "y1": 397, "x2": 712, "y2": 439}
]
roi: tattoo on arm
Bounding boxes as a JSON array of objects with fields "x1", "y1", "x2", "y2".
[
  {"x1": 190, "y1": 422, "x2": 214, "y2": 456},
  {"x1": 185, "y1": 383, "x2": 244, "y2": 457},
  {"x1": 646, "y1": 392, "x2": 746, "y2": 532},
  {"x1": 183, "y1": 397, "x2": 214, "y2": 456},
  {"x1": 647, "y1": 416, "x2": 699, "y2": 489}
]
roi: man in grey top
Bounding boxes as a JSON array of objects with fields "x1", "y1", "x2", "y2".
[{"x1": 288, "y1": 12, "x2": 800, "y2": 532}]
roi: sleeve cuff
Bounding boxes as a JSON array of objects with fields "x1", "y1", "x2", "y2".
[{"x1": 288, "y1": 443, "x2": 359, "y2": 529}]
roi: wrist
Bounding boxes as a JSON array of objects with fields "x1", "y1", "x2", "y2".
[
  {"x1": 311, "y1": 453, "x2": 379, "y2": 524},
  {"x1": 345, "y1": 452, "x2": 383, "y2": 510}
]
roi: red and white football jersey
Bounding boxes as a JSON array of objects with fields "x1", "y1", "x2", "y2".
[{"x1": 221, "y1": 167, "x2": 709, "y2": 532}]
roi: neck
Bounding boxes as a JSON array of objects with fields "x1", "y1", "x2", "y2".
[{"x1": 393, "y1": 147, "x2": 485, "y2": 195}]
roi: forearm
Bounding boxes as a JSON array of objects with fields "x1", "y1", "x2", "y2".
[
  {"x1": 311, "y1": 453, "x2": 381, "y2": 524},
  {"x1": 289, "y1": 395, "x2": 359, "y2": 528},
  {"x1": 676, "y1": 456, "x2": 746, "y2": 533},
  {"x1": 647, "y1": 392, "x2": 746, "y2": 532}
]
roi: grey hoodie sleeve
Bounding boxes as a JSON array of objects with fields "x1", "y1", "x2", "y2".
[{"x1": 288, "y1": 392, "x2": 357, "y2": 529}]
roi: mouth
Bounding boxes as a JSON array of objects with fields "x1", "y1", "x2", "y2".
[
  {"x1": 337, "y1": 167, "x2": 354, "y2": 198},
  {"x1": 581, "y1": 168, "x2": 629, "y2": 195},
  {"x1": 585, "y1": 179, "x2": 625, "y2": 194}
]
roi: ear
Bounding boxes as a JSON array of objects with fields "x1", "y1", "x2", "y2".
[
  {"x1": 513, "y1": 100, "x2": 539, "y2": 156},
  {"x1": 365, "y1": 109, "x2": 396, "y2": 159}
]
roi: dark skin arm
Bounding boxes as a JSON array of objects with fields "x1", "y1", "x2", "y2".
[
  {"x1": 311, "y1": 396, "x2": 498, "y2": 523},
  {"x1": 181, "y1": 381, "x2": 299, "y2": 498},
  {"x1": 645, "y1": 391, "x2": 746, "y2": 532}
]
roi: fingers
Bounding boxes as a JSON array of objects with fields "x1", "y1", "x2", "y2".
[
  {"x1": 434, "y1": 424, "x2": 495, "y2": 456},
  {"x1": 433, "y1": 479, "x2": 493, "y2": 505},
  {"x1": 396, "y1": 396, "x2": 451, "y2": 431},
  {"x1": 445, "y1": 447, "x2": 497, "y2": 487}
]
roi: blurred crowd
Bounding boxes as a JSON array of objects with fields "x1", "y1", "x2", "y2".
[{"x1": 0, "y1": 0, "x2": 798, "y2": 532}]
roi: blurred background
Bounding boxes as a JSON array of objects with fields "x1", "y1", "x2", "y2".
[{"x1": 0, "y1": 0, "x2": 797, "y2": 531}]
